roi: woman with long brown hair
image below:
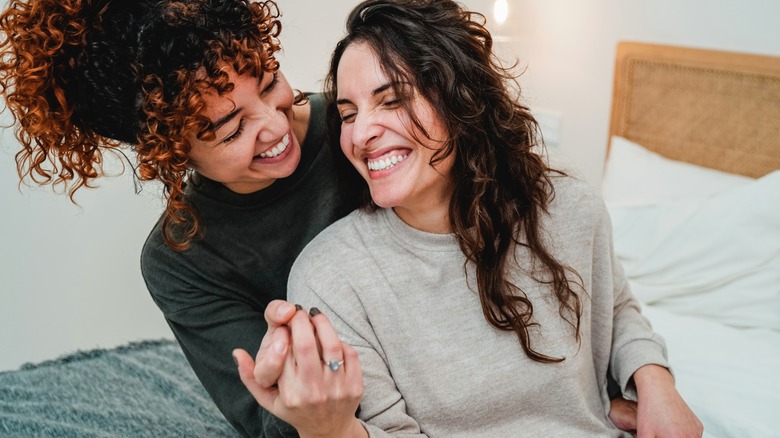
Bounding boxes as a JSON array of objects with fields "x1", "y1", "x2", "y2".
[{"x1": 236, "y1": 0, "x2": 703, "y2": 436}]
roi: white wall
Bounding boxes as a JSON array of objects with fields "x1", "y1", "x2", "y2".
[
  {"x1": 3, "y1": 0, "x2": 778, "y2": 371},
  {"x1": 464, "y1": 0, "x2": 780, "y2": 184},
  {"x1": 0, "y1": 122, "x2": 169, "y2": 371}
]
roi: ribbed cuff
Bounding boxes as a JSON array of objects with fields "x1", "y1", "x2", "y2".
[{"x1": 612, "y1": 338, "x2": 670, "y2": 401}]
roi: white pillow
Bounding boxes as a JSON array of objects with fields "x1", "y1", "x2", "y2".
[
  {"x1": 609, "y1": 171, "x2": 780, "y2": 330},
  {"x1": 602, "y1": 136, "x2": 753, "y2": 205}
]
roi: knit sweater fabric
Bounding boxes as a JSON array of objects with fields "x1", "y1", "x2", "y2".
[{"x1": 288, "y1": 175, "x2": 668, "y2": 437}]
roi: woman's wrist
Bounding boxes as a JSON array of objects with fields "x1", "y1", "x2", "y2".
[
  {"x1": 299, "y1": 417, "x2": 367, "y2": 438},
  {"x1": 632, "y1": 364, "x2": 674, "y2": 396}
]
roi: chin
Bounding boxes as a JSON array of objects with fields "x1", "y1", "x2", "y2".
[
  {"x1": 280, "y1": 146, "x2": 302, "y2": 176},
  {"x1": 368, "y1": 192, "x2": 405, "y2": 209}
]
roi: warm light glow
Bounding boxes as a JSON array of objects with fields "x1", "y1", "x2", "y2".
[{"x1": 493, "y1": 0, "x2": 509, "y2": 25}]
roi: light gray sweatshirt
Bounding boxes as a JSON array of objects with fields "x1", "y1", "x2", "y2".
[{"x1": 288, "y1": 176, "x2": 668, "y2": 437}]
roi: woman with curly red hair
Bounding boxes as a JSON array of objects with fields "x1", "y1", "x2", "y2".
[{"x1": 0, "y1": 0, "x2": 356, "y2": 436}]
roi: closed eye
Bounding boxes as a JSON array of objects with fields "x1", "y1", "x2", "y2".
[
  {"x1": 340, "y1": 111, "x2": 356, "y2": 123},
  {"x1": 381, "y1": 94, "x2": 401, "y2": 108},
  {"x1": 221, "y1": 119, "x2": 245, "y2": 145},
  {"x1": 261, "y1": 72, "x2": 279, "y2": 95}
]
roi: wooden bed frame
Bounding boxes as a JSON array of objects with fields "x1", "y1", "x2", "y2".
[{"x1": 608, "y1": 41, "x2": 780, "y2": 177}]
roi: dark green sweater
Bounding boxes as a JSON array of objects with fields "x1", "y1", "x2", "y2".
[{"x1": 141, "y1": 94, "x2": 355, "y2": 437}]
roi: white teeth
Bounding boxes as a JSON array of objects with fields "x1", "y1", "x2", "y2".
[
  {"x1": 367, "y1": 153, "x2": 407, "y2": 171},
  {"x1": 258, "y1": 134, "x2": 290, "y2": 158}
]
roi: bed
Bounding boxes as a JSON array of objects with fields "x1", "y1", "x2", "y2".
[
  {"x1": 1, "y1": 42, "x2": 777, "y2": 438},
  {"x1": 602, "y1": 42, "x2": 780, "y2": 438}
]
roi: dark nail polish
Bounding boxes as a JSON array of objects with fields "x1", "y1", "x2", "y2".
[
  {"x1": 295, "y1": 304, "x2": 303, "y2": 311},
  {"x1": 309, "y1": 307, "x2": 321, "y2": 317}
]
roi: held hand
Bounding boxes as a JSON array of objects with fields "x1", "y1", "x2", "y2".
[
  {"x1": 235, "y1": 300, "x2": 297, "y2": 387},
  {"x1": 233, "y1": 300, "x2": 297, "y2": 406},
  {"x1": 276, "y1": 308, "x2": 365, "y2": 438},
  {"x1": 236, "y1": 306, "x2": 366, "y2": 438},
  {"x1": 633, "y1": 365, "x2": 703, "y2": 438}
]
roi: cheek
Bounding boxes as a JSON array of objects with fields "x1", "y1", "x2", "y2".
[
  {"x1": 279, "y1": 87, "x2": 295, "y2": 109},
  {"x1": 185, "y1": 144, "x2": 205, "y2": 170},
  {"x1": 276, "y1": 75, "x2": 295, "y2": 106},
  {"x1": 340, "y1": 127, "x2": 354, "y2": 159}
]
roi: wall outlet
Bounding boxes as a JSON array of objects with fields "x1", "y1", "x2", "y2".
[{"x1": 534, "y1": 109, "x2": 563, "y2": 148}]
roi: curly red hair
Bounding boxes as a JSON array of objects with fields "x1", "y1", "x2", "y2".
[
  {"x1": 0, "y1": 0, "x2": 284, "y2": 250},
  {"x1": 0, "y1": 0, "x2": 108, "y2": 194}
]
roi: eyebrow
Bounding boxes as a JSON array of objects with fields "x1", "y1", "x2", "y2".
[
  {"x1": 210, "y1": 73, "x2": 271, "y2": 133},
  {"x1": 335, "y1": 83, "x2": 393, "y2": 106},
  {"x1": 211, "y1": 108, "x2": 241, "y2": 132}
]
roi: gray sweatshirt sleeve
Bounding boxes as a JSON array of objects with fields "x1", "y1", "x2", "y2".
[{"x1": 597, "y1": 201, "x2": 670, "y2": 400}]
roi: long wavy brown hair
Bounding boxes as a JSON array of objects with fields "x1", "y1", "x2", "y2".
[
  {"x1": 0, "y1": 0, "x2": 284, "y2": 250},
  {"x1": 326, "y1": 0, "x2": 584, "y2": 362}
]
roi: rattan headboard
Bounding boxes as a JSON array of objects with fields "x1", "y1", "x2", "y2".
[{"x1": 608, "y1": 42, "x2": 780, "y2": 177}]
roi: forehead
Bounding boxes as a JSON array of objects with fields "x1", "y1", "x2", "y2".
[
  {"x1": 337, "y1": 42, "x2": 389, "y2": 92},
  {"x1": 197, "y1": 68, "x2": 257, "y2": 119}
]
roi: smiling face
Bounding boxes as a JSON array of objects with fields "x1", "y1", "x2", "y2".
[
  {"x1": 186, "y1": 68, "x2": 302, "y2": 194},
  {"x1": 336, "y1": 42, "x2": 455, "y2": 232}
]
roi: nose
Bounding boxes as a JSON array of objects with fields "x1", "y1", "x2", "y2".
[
  {"x1": 351, "y1": 110, "x2": 383, "y2": 149},
  {"x1": 256, "y1": 104, "x2": 290, "y2": 144}
]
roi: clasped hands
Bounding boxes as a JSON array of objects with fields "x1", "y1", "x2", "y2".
[{"x1": 233, "y1": 300, "x2": 366, "y2": 438}]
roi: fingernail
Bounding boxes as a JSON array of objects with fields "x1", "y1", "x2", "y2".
[
  {"x1": 273, "y1": 341, "x2": 287, "y2": 354},
  {"x1": 294, "y1": 304, "x2": 303, "y2": 311},
  {"x1": 232, "y1": 352, "x2": 238, "y2": 367},
  {"x1": 309, "y1": 307, "x2": 321, "y2": 317}
]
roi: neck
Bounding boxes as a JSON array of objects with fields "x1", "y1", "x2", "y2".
[{"x1": 392, "y1": 200, "x2": 451, "y2": 234}]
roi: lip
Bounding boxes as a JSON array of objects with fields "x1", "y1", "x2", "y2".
[{"x1": 252, "y1": 132, "x2": 293, "y2": 164}]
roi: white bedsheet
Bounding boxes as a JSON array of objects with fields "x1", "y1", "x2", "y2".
[
  {"x1": 642, "y1": 304, "x2": 780, "y2": 438},
  {"x1": 602, "y1": 136, "x2": 780, "y2": 437}
]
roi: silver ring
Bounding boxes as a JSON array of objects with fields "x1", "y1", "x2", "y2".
[{"x1": 325, "y1": 359, "x2": 345, "y2": 372}]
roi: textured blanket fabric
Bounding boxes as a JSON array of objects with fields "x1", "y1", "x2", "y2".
[{"x1": 0, "y1": 339, "x2": 238, "y2": 437}]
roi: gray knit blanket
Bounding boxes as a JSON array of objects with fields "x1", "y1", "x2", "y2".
[{"x1": 0, "y1": 339, "x2": 238, "y2": 437}]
